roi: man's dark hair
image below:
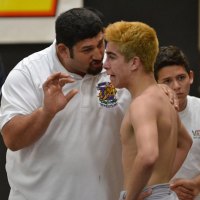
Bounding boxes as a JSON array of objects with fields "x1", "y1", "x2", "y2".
[
  {"x1": 55, "y1": 8, "x2": 104, "y2": 48},
  {"x1": 154, "y1": 45, "x2": 190, "y2": 81},
  {"x1": 85, "y1": 7, "x2": 106, "y2": 27}
]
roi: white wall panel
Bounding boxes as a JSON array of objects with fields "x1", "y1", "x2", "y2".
[{"x1": 0, "y1": 0, "x2": 83, "y2": 44}]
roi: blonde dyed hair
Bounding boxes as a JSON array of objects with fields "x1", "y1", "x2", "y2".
[{"x1": 105, "y1": 21, "x2": 159, "y2": 72}]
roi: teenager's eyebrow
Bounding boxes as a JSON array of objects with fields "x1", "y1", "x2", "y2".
[
  {"x1": 105, "y1": 51, "x2": 117, "y2": 56},
  {"x1": 162, "y1": 77, "x2": 170, "y2": 80}
]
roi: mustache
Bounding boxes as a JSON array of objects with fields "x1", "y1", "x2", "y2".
[{"x1": 91, "y1": 59, "x2": 103, "y2": 65}]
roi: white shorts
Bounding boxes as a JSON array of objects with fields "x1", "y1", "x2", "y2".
[{"x1": 119, "y1": 183, "x2": 179, "y2": 200}]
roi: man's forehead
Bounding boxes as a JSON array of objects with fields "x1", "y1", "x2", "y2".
[{"x1": 76, "y1": 32, "x2": 104, "y2": 47}]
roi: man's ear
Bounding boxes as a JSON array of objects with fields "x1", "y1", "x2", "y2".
[
  {"x1": 129, "y1": 56, "x2": 140, "y2": 71},
  {"x1": 57, "y1": 43, "x2": 70, "y2": 59}
]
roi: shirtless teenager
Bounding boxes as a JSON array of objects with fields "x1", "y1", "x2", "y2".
[{"x1": 103, "y1": 21, "x2": 192, "y2": 200}]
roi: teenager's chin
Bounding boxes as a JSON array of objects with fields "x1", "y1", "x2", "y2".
[
  {"x1": 116, "y1": 85, "x2": 123, "y2": 89},
  {"x1": 110, "y1": 80, "x2": 121, "y2": 89}
]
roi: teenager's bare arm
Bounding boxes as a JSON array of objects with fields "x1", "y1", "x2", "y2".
[
  {"x1": 2, "y1": 73, "x2": 78, "y2": 151},
  {"x1": 125, "y1": 99, "x2": 159, "y2": 200},
  {"x1": 170, "y1": 117, "x2": 192, "y2": 178}
]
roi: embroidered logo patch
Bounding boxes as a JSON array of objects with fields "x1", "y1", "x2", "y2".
[{"x1": 97, "y1": 82, "x2": 117, "y2": 107}]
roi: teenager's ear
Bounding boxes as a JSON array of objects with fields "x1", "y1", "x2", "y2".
[
  {"x1": 129, "y1": 56, "x2": 140, "y2": 71},
  {"x1": 189, "y1": 70, "x2": 194, "y2": 84}
]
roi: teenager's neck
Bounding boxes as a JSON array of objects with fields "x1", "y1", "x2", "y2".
[
  {"x1": 128, "y1": 72, "x2": 157, "y2": 98},
  {"x1": 179, "y1": 98, "x2": 188, "y2": 112}
]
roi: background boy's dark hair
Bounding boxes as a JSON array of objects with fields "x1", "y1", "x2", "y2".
[
  {"x1": 55, "y1": 8, "x2": 104, "y2": 48},
  {"x1": 154, "y1": 45, "x2": 190, "y2": 81}
]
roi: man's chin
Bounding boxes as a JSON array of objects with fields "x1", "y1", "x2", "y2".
[{"x1": 87, "y1": 66, "x2": 103, "y2": 75}]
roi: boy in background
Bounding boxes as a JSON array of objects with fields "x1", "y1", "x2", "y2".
[{"x1": 154, "y1": 45, "x2": 200, "y2": 200}]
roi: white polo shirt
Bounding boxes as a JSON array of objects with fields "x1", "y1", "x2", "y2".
[{"x1": 0, "y1": 42, "x2": 131, "y2": 200}]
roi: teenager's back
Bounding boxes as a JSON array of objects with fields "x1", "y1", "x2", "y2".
[{"x1": 146, "y1": 85, "x2": 179, "y2": 185}]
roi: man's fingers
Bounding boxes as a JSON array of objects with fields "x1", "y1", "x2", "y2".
[
  {"x1": 43, "y1": 72, "x2": 75, "y2": 88},
  {"x1": 59, "y1": 77, "x2": 75, "y2": 87},
  {"x1": 65, "y1": 89, "x2": 79, "y2": 102}
]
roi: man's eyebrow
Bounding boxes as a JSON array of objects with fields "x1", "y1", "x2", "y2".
[
  {"x1": 81, "y1": 39, "x2": 104, "y2": 50},
  {"x1": 81, "y1": 45, "x2": 93, "y2": 50}
]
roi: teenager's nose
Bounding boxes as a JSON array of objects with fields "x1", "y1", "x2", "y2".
[{"x1": 172, "y1": 80, "x2": 181, "y2": 91}]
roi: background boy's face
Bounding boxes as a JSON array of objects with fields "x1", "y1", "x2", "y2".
[{"x1": 157, "y1": 65, "x2": 193, "y2": 110}]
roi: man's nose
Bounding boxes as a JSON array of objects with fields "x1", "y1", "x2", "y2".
[{"x1": 93, "y1": 48, "x2": 104, "y2": 60}]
